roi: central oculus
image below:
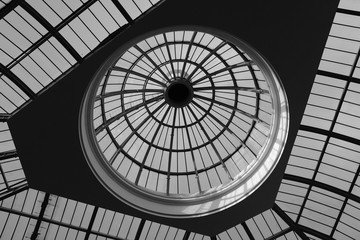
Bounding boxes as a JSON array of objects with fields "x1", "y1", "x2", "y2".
[{"x1": 165, "y1": 79, "x2": 193, "y2": 108}]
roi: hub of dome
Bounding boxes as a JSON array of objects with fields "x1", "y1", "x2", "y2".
[{"x1": 165, "y1": 79, "x2": 193, "y2": 108}]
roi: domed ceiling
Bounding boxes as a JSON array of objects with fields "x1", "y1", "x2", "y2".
[{"x1": 1, "y1": 0, "x2": 360, "y2": 239}]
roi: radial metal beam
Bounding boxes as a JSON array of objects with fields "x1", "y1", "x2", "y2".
[
  {"x1": 330, "y1": 164, "x2": 360, "y2": 237},
  {"x1": 84, "y1": 206, "x2": 99, "y2": 240},
  {"x1": 110, "y1": 0, "x2": 133, "y2": 23},
  {"x1": 241, "y1": 222, "x2": 255, "y2": 240},
  {"x1": 183, "y1": 231, "x2": 190, "y2": 240},
  {"x1": 95, "y1": 94, "x2": 164, "y2": 133},
  {"x1": 0, "y1": 113, "x2": 11, "y2": 122},
  {"x1": 30, "y1": 192, "x2": 50, "y2": 240},
  {"x1": 264, "y1": 228, "x2": 292, "y2": 240},
  {"x1": 283, "y1": 173, "x2": 360, "y2": 204},
  {"x1": 300, "y1": 125, "x2": 360, "y2": 146},
  {"x1": 0, "y1": 150, "x2": 17, "y2": 161},
  {"x1": 0, "y1": 182, "x2": 28, "y2": 201},
  {"x1": 337, "y1": 7, "x2": 360, "y2": 17},
  {"x1": 272, "y1": 203, "x2": 309, "y2": 240},
  {"x1": 0, "y1": 63, "x2": 36, "y2": 100},
  {"x1": 19, "y1": 1, "x2": 82, "y2": 63},
  {"x1": 0, "y1": 205, "x2": 124, "y2": 240},
  {"x1": 299, "y1": 225, "x2": 335, "y2": 240},
  {"x1": 0, "y1": 0, "x2": 21, "y2": 19},
  {"x1": 134, "y1": 219, "x2": 146, "y2": 240}
]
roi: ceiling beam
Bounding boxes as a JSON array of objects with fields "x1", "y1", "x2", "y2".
[
  {"x1": 0, "y1": 182, "x2": 28, "y2": 201},
  {"x1": 0, "y1": 0, "x2": 21, "y2": 19},
  {"x1": 299, "y1": 225, "x2": 336, "y2": 240},
  {"x1": 19, "y1": 1, "x2": 82, "y2": 63},
  {"x1": 0, "y1": 63, "x2": 36, "y2": 100},
  {"x1": 265, "y1": 228, "x2": 292, "y2": 240},
  {"x1": 283, "y1": 174, "x2": 360, "y2": 204},
  {"x1": 0, "y1": 113, "x2": 11, "y2": 122},
  {"x1": 84, "y1": 206, "x2": 99, "y2": 240},
  {"x1": 330, "y1": 164, "x2": 360, "y2": 237},
  {"x1": 300, "y1": 125, "x2": 360, "y2": 146},
  {"x1": 0, "y1": 204, "x2": 124, "y2": 239},
  {"x1": 241, "y1": 222, "x2": 255, "y2": 240},
  {"x1": 272, "y1": 204, "x2": 309, "y2": 240},
  {"x1": 134, "y1": 219, "x2": 146, "y2": 240},
  {"x1": 30, "y1": 192, "x2": 50, "y2": 240},
  {"x1": 0, "y1": 150, "x2": 17, "y2": 161}
]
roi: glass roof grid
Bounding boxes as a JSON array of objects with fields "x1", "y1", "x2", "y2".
[
  {"x1": 0, "y1": 189, "x2": 37, "y2": 216},
  {"x1": 25, "y1": 0, "x2": 62, "y2": 27},
  {"x1": 0, "y1": 0, "x2": 161, "y2": 115},
  {"x1": 285, "y1": 131, "x2": 327, "y2": 179},
  {"x1": 0, "y1": 90, "x2": 17, "y2": 113},
  {"x1": 76, "y1": 9, "x2": 109, "y2": 44},
  {"x1": 97, "y1": 0, "x2": 129, "y2": 29},
  {"x1": 1, "y1": 1, "x2": 81, "y2": 68},
  {"x1": 37, "y1": 36, "x2": 77, "y2": 73},
  {"x1": 271, "y1": 204, "x2": 309, "y2": 240},
  {"x1": 217, "y1": 226, "x2": 249, "y2": 240},
  {"x1": 0, "y1": 1, "x2": 10, "y2": 10},
  {"x1": 334, "y1": 82, "x2": 360, "y2": 139},
  {"x1": 301, "y1": 75, "x2": 346, "y2": 131},
  {"x1": 117, "y1": 0, "x2": 142, "y2": 19},
  {"x1": 280, "y1": 231, "x2": 301, "y2": 240},
  {"x1": 0, "y1": 6, "x2": 47, "y2": 64},
  {"x1": 333, "y1": 199, "x2": 360, "y2": 239},
  {"x1": 59, "y1": 24, "x2": 92, "y2": 58},
  {"x1": 298, "y1": 186, "x2": 345, "y2": 236},
  {"x1": 0, "y1": 75, "x2": 29, "y2": 113},
  {"x1": 292, "y1": 12, "x2": 360, "y2": 234},
  {"x1": 10, "y1": 60, "x2": 48, "y2": 93},
  {"x1": 294, "y1": 26, "x2": 359, "y2": 235},
  {"x1": 45, "y1": 196, "x2": 90, "y2": 231},
  {"x1": 188, "y1": 232, "x2": 211, "y2": 240},
  {"x1": 238, "y1": 209, "x2": 291, "y2": 240},
  {"x1": 317, "y1": 137, "x2": 360, "y2": 193},
  {"x1": 0, "y1": 122, "x2": 27, "y2": 198},
  {"x1": 91, "y1": 210, "x2": 141, "y2": 240},
  {"x1": 0, "y1": 189, "x2": 154, "y2": 240},
  {"x1": 139, "y1": 221, "x2": 161, "y2": 240},
  {"x1": 146, "y1": 224, "x2": 176, "y2": 240},
  {"x1": 0, "y1": 156, "x2": 25, "y2": 193},
  {"x1": 339, "y1": 0, "x2": 360, "y2": 12},
  {"x1": 0, "y1": 210, "x2": 36, "y2": 240},
  {"x1": 329, "y1": 166, "x2": 360, "y2": 238},
  {"x1": 304, "y1": 233, "x2": 324, "y2": 240},
  {"x1": 353, "y1": 174, "x2": 360, "y2": 197},
  {"x1": 46, "y1": 225, "x2": 86, "y2": 240},
  {"x1": 275, "y1": 179, "x2": 310, "y2": 222},
  {"x1": 244, "y1": 217, "x2": 266, "y2": 240}
]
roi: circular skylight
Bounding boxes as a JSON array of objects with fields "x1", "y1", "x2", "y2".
[{"x1": 80, "y1": 26, "x2": 289, "y2": 218}]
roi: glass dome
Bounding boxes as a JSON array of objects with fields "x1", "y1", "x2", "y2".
[{"x1": 80, "y1": 26, "x2": 289, "y2": 217}]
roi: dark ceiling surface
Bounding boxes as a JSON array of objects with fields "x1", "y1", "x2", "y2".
[{"x1": 9, "y1": 0, "x2": 339, "y2": 236}]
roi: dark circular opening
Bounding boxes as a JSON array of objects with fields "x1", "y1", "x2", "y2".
[
  {"x1": 169, "y1": 83, "x2": 189, "y2": 102},
  {"x1": 165, "y1": 81, "x2": 193, "y2": 107}
]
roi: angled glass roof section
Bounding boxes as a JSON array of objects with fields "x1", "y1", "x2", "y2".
[
  {"x1": 0, "y1": 122, "x2": 27, "y2": 201},
  {"x1": 0, "y1": 188, "x2": 190, "y2": 240},
  {"x1": 276, "y1": 0, "x2": 360, "y2": 238},
  {"x1": 0, "y1": 0, "x2": 164, "y2": 114}
]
